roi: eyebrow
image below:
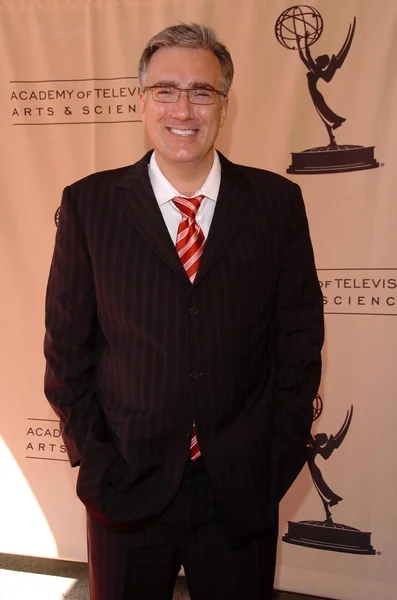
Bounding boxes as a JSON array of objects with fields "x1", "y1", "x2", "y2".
[{"x1": 149, "y1": 80, "x2": 217, "y2": 90}]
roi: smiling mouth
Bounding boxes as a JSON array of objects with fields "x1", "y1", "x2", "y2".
[{"x1": 167, "y1": 128, "x2": 198, "y2": 137}]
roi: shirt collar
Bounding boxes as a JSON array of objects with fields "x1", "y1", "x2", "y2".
[{"x1": 148, "y1": 150, "x2": 221, "y2": 207}]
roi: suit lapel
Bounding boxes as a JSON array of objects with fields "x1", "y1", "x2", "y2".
[
  {"x1": 194, "y1": 153, "x2": 248, "y2": 286},
  {"x1": 117, "y1": 151, "x2": 249, "y2": 287},
  {"x1": 117, "y1": 151, "x2": 190, "y2": 284}
]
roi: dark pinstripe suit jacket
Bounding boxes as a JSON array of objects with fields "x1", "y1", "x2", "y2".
[{"x1": 44, "y1": 150, "x2": 324, "y2": 543}]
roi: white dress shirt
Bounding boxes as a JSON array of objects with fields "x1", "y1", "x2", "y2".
[{"x1": 148, "y1": 150, "x2": 221, "y2": 243}]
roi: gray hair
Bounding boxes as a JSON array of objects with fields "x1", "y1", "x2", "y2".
[{"x1": 138, "y1": 23, "x2": 234, "y2": 95}]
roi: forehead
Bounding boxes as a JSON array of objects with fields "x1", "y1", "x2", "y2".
[{"x1": 145, "y1": 46, "x2": 222, "y2": 87}]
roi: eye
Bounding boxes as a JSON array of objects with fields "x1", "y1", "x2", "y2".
[
  {"x1": 156, "y1": 88, "x2": 174, "y2": 97},
  {"x1": 192, "y1": 89, "x2": 213, "y2": 99}
]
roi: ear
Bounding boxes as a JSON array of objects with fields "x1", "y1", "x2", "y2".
[
  {"x1": 219, "y1": 96, "x2": 229, "y2": 128},
  {"x1": 139, "y1": 91, "x2": 147, "y2": 122}
]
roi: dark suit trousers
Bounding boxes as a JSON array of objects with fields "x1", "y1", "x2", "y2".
[{"x1": 87, "y1": 458, "x2": 278, "y2": 600}]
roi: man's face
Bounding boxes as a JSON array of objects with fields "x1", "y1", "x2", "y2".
[{"x1": 139, "y1": 46, "x2": 228, "y2": 169}]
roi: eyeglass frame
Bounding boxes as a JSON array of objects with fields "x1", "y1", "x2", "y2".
[{"x1": 142, "y1": 85, "x2": 226, "y2": 105}]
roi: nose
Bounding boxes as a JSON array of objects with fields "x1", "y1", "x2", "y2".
[{"x1": 171, "y1": 90, "x2": 194, "y2": 120}]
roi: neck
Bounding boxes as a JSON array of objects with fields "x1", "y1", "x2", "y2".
[{"x1": 155, "y1": 152, "x2": 214, "y2": 196}]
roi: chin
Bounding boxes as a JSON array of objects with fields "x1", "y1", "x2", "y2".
[{"x1": 165, "y1": 150, "x2": 202, "y2": 164}]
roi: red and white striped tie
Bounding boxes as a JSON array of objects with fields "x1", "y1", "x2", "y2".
[
  {"x1": 173, "y1": 194, "x2": 205, "y2": 460},
  {"x1": 173, "y1": 195, "x2": 205, "y2": 284}
]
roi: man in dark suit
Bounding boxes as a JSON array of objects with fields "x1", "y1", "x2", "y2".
[{"x1": 44, "y1": 23, "x2": 324, "y2": 600}]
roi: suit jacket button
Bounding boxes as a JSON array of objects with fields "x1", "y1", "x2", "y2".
[
  {"x1": 189, "y1": 371, "x2": 201, "y2": 380},
  {"x1": 189, "y1": 306, "x2": 199, "y2": 315}
]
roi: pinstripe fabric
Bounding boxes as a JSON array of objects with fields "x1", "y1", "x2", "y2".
[
  {"x1": 173, "y1": 194, "x2": 206, "y2": 461},
  {"x1": 86, "y1": 458, "x2": 278, "y2": 600},
  {"x1": 44, "y1": 150, "x2": 324, "y2": 543}
]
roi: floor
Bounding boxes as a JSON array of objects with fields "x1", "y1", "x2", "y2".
[{"x1": 0, "y1": 553, "x2": 329, "y2": 600}]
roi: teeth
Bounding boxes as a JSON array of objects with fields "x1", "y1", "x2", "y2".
[{"x1": 169, "y1": 128, "x2": 196, "y2": 137}]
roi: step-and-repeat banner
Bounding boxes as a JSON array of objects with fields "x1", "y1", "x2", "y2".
[{"x1": 1, "y1": 1, "x2": 396, "y2": 598}]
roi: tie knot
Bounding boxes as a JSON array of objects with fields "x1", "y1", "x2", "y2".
[{"x1": 172, "y1": 195, "x2": 204, "y2": 219}]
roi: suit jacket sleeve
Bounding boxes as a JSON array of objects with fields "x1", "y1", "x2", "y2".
[
  {"x1": 44, "y1": 185, "x2": 102, "y2": 467},
  {"x1": 271, "y1": 183, "x2": 324, "y2": 498}
]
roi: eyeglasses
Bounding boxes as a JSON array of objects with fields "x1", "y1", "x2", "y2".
[{"x1": 143, "y1": 86, "x2": 225, "y2": 105}]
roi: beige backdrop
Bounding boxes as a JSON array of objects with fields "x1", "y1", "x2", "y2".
[{"x1": 1, "y1": 1, "x2": 396, "y2": 599}]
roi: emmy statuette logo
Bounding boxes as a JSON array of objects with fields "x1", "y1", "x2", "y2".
[
  {"x1": 275, "y1": 6, "x2": 380, "y2": 174},
  {"x1": 283, "y1": 395, "x2": 376, "y2": 554}
]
